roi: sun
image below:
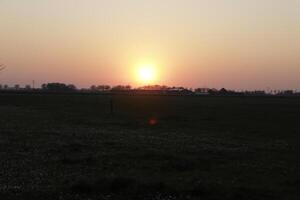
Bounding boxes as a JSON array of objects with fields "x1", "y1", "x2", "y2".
[{"x1": 137, "y1": 63, "x2": 156, "y2": 84}]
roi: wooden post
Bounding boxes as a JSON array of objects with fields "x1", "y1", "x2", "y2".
[{"x1": 110, "y1": 97, "x2": 114, "y2": 115}]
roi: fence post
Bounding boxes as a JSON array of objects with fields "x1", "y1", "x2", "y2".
[{"x1": 110, "y1": 97, "x2": 114, "y2": 115}]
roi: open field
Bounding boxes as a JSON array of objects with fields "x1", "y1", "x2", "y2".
[{"x1": 0, "y1": 94, "x2": 299, "y2": 200}]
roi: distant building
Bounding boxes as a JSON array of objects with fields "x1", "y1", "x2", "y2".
[
  {"x1": 244, "y1": 90, "x2": 266, "y2": 96},
  {"x1": 195, "y1": 88, "x2": 210, "y2": 95},
  {"x1": 280, "y1": 90, "x2": 294, "y2": 96}
]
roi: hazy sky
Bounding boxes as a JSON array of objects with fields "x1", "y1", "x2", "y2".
[{"x1": 1, "y1": 0, "x2": 299, "y2": 90}]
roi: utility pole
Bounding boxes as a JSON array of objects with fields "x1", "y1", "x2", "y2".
[{"x1": 110, "y1": 96, "x2": 114, "y2": 115}]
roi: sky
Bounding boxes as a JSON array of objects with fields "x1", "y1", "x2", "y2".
[{"x1": 0, "y1": 0, "x2": 299, "y2": 90}]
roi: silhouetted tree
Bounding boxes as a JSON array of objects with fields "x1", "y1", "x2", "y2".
[
  {"x1": 139, "y1": 85, "x2": 169, "y2": 90},
  {"x1": 67, "y1": 84, "x2": 77, "y2": 91},
  {"x1": 96, "y1": 85, "x2": 111, "y2": 91},
  {"x1": 219, "y1": 88, "x2": 228, "y2": 94},
  {"x1": 111, "y1": 85, "x2": 131, "y2": 91},
  {"x1": 90, "y1": 85, "x2": 97, "y2": 91},
  {"x1": 208, "y1": 88, "x2": 219, "y2": 95},
  {"x1": 90, "y1": 85, "x2": 111, "y2": 92},
  {"x1": 25, "y1": 85, "x2": 31, "y2": 90},
  {"x1": 41, "y1": 83, "x2": 77, "y2": 92}
]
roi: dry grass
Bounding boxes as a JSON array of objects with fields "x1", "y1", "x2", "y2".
[{"x1": 0, "y1": 94, "x2": 299, "y2": 199}]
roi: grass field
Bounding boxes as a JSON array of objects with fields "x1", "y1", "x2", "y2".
[{"x1": 0, "y1": 94, "x2": 299, "y2": 200}]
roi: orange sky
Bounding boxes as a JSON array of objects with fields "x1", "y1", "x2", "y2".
[{"x1": 0, "y1": 0, "x2": 299, "y2": 90}]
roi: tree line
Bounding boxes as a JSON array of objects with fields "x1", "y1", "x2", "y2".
[{"x1": 0, "y1": 82, "x2": 298, "y2": 96}]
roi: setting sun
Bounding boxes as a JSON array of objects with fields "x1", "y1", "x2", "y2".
[{"x1": 137, "y1": 63, "x2": 156, "y2": 84}]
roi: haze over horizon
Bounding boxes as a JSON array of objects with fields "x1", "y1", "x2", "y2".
[{"x1": 1, "y1": 0, "x2": 299, "y2": 90}]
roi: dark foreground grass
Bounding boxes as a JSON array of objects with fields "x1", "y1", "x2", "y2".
[{"x1": 0, "y1": 94, "x2": 299, "y2": 200}]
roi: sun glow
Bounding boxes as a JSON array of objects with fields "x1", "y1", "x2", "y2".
[{"x1": 136, "y1": 63, "x2": 156, "y2": 84}]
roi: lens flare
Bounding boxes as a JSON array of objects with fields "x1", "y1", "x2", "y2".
[{"x1": 149, "y1": 118, "x2": 158, "y2": 126}]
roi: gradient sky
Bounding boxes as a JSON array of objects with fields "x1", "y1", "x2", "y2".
[{"x1": 0, "y1": 0, "x2": 299, "y2": 90}]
